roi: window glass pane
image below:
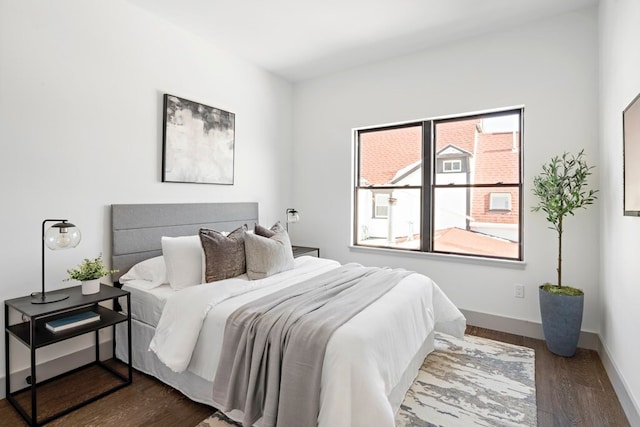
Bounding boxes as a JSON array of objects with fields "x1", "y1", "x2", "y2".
[
  {"x1": 356, "y1": 188, "x2": 421, "y2": 250},
  {"x1": 434, "y1": 114, "x2": 520, "y2": 185},
  {"x1": 359, "y1": 126, "x2": 422, "y2": 187},
  {"x1": 443, "y1": 160, "x2": 461, "y2": 173},
  {"x1": 489, "y1": 192, "x2": 512, "y2": 211},
  {"x1": 374, "y1": 193, "x2": 389, "y2": 218},
  {"x1": 432, "y1": 187, "x2": 520, "y2": 259}
]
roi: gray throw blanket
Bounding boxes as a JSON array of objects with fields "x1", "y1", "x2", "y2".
[{"x1": 211, "y1": 263, "x2": 412, "y2": 427}]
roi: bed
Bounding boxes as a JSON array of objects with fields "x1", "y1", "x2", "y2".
[{"x1": 111, "y1": 202, "x2": 466, "y2": 427}]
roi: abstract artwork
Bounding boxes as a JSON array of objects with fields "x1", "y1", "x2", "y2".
[
  {"x1": 624, "y1": 92, "x2": 640, "y2": 215},
  {"x1": 162, "y1": 94, "x2": 235, "y2": 184}
]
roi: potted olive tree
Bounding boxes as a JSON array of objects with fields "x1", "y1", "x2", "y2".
[{"x1": 531, "y1": 150, "x2": 597, "y2": 357}]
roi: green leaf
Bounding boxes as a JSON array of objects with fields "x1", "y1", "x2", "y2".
[{"x1": 64, "y1": 253, "x2": 119, "y2": 282}]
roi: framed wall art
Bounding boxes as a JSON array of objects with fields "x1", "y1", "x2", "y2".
[
  {"x1": 162, "y1": 94, "x2": 235, "y2": 185},
  {"x1": 623, "y1": 91, "x2": 640, "y2": 216}
]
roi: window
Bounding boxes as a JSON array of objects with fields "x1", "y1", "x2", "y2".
[
  {"x1": 443, "y1": 159, "x2": 462, "y2": 173},
  {"x1": 353, "y1": 108, "x2": 523, "y2": 260},
  {"x1": 489, "y1": 192, "x2": 512, "y2": 211},
  {"x1": 373, "y1": 192, "x2": 390, "y2": 218}
]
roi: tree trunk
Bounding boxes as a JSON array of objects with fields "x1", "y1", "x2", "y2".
[{"x1": 557, "y1": 216, "x2": 563, "y2": 288}]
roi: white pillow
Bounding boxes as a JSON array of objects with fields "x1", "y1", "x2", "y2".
[
  {"x1": 161, "y1": 235, "x2": 204, "y2": 290},
  {"x1": 119, "y1": 256, "x2": 168, "y2": 289}
]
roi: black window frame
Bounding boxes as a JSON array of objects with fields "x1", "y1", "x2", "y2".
[{"x1": 353, "y1": 108, "x2": 524, "y2": 261}]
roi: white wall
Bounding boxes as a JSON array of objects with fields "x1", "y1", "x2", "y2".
[
  {"x1": 0, "y1": 0, "x2": 292, "y2": 378},
  {"x1": 599, "y1": 0, "x2": 640, "y2": 420},
  {"x1": 292, "y1": 9, "x2": 600, "y2": 332}
]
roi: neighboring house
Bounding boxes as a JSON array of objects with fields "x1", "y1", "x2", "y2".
[{"x1": 358, "y1": 116, "x2": 520, "y2": 257}]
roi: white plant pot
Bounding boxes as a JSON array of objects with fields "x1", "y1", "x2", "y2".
[{"x1": 81, "y1": 278, "x2": 101, "y2": 295}]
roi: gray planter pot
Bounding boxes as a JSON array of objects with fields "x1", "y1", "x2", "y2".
[{"x1": 539, "y1": 287, "x2": 584, "y2": 357}]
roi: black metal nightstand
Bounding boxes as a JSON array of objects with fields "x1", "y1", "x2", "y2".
[
  {"x1": 292, "y1": 246, "x2": 320, "y2": 258},
  {"x1": 4, "y1": 284, "x2": 131, "y2": 426}
]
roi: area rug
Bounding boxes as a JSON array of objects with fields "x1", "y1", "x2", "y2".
[{"x1": 196, "y1": 333, "x2": 537, "y2": 427}]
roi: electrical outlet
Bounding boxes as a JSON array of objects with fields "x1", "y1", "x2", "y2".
[{"x1": 514, "y1": 284, "x2": 525, "y2": 298}]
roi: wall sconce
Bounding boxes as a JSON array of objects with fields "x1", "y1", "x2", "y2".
[
  {"x1": 285, "y1": 208, "x2": 299, "y2": 232},
  {"x1": 33, "y1": 219, "x2": 81, "y2": 304}
]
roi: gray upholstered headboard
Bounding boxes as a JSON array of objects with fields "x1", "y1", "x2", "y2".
[{"x1": 111, "y1": 202, "x2": 259, "y2": 282}]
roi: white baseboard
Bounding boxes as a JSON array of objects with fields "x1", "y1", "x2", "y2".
[
  {"x1": 0, "y1": 341, "x2": 112, "y2": 400},
  {"x1": 461, "y1": 308, "x2": 599, "y2": 349},
  {"x1": 462, "y1": 309, "x2": 639, "y2": 425},
  {"x1": 597, "y1": 339, "x2": 640, "y2": 427}
]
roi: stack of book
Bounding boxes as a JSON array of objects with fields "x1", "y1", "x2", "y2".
[{"x1": 46, "y1": 311, "x2": 100, "y2": 333}]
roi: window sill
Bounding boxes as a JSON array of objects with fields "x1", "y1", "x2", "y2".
[{"x1": 348, "y1": 244, "x2": 526, "y2": 269}]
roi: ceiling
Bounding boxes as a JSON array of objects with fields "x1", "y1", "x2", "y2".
[{"x1": 126, "y1": 0, "x2": 597, "y2": 82}]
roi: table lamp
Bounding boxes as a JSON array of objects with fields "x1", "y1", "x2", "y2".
[
  {"x1": 33, "y1": 219, "x2": 81, "y2": 304},
  {"x1": 285, "y1": 208, "x2": 299, "y2": 232}
]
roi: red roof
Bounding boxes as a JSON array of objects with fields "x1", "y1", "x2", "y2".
[
  {"x1": 360, "y1": 126, "x2": 421, "y2": 185},
  {"x1": 434, "y1": 119, "x2": 477, "y2": 153},
  {"x1": 434, "y1": 227, "x2": 518, "y2": 258}
]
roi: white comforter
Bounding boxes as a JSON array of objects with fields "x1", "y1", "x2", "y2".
[{"x1": 150, "y1": 257, "x2": 465, "y2": 427}]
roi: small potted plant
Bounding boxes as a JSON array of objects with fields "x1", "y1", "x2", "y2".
[
  {"x1": 66, "y1": 254, "x2": 118, "y2": 295},
  {"x1": 531, "y1": 149, "x2": 597, "y2": 356}
]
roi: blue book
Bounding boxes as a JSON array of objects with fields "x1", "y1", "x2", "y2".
[{"x1": 46, "y1": 311, "x2": 100, "y2": 333}]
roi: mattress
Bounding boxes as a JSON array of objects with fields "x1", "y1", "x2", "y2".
[{"x1": 120, "y1": 280, "x2": 173, "y2": 327}]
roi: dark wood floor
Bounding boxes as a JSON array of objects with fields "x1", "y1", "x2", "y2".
[
  {"x1": 465, "y1": 326, "x2": 629, "y2": 427},
  {"x1": 0, "y1": 326, "x2": 629, "y2": 426},
  {"x1": 0, "y1": 361, "x2": 212, "y2": 427}
]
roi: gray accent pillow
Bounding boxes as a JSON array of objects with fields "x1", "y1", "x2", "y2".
[
  {"x1": 199, "y1": 226, "x2": 247, "y2": 283},
  {"x1": 245, "y1": 229, "x2": 295, "y2": 280},
  {"x1": 254, "y1": 221, "x2": 285, "y2": 238}
]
